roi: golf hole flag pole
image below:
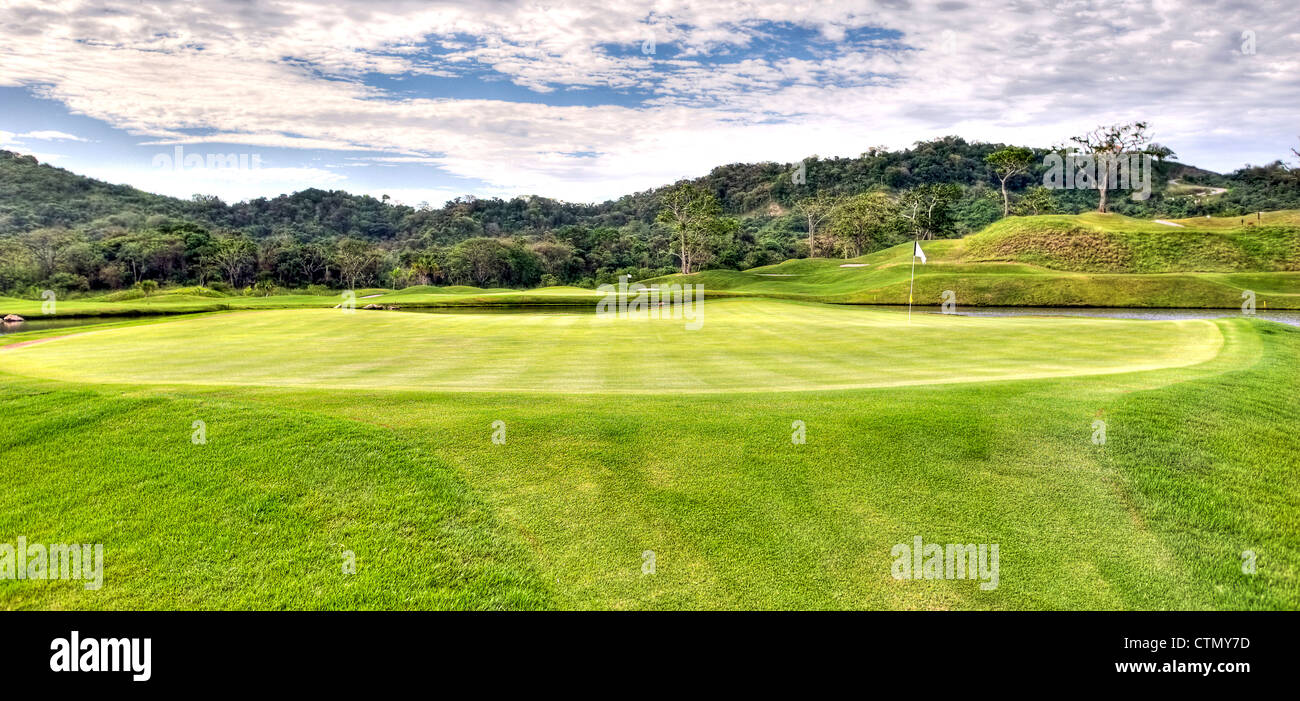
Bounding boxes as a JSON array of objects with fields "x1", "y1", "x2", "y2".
[{"x1": 908, "y1": 239, "x2": 926, "y2": 323}]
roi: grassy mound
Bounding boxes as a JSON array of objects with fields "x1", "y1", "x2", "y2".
[
  {"x1": 644, "y1": 211, "x2": 1300, "y2": 309},
  {"x1": 963, "y1": 214, "x2": 1300, "y2": 273}
]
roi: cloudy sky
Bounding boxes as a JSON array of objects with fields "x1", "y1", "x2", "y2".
[{"x1": 1, "y1": 0, "x2": 1297, "y2": 207}]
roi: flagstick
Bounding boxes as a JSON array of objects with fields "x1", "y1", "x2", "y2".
[{"x1": 907, "y1": 237, "x2": 917, "y2": 324}]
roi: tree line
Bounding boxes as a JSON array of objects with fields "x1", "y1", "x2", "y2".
[{"x1": 1, "y1": 127, "x2": 1297, "y2": 296}]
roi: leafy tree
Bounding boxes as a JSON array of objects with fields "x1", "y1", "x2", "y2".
[
  {"x1": 985, "y1": 147, "x2": 1034, "y2": 217},
  {"x1": 829, "y1": 192, "x2": 898, "y2": 258},
  {"x1": 208, "y1": 236, "x2": 256, "y2": 287},
  {"x1": 14, "y1": 228, "x2": 80, "y2": 279},
  {"x1": 898, "y1": 184, "x2": 962, "y2": 240},
  {"x1": 530, "y1": 238, "x2": 580, "y2": 280},
  {"x1": 1016, "y1": 186, "x2": 1060, "y2": 216}
]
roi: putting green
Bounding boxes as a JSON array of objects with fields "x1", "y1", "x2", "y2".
[{"x1": 0, "y1": 299, "x2": 1224, "y2": 393}]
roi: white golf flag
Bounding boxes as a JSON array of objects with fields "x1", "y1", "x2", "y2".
[{"x1": 913, "y1": 241, "x2": 926, "y2": 264}]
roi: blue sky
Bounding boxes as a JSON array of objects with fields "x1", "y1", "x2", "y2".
[{"x1": 2, "y1": 1, "x2": 1297, "y2": 207}]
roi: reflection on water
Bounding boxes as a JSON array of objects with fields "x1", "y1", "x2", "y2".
[
  {"x1": 936, "y1": 306, "x2": 1300, "y2": 327},
  {"x1": 0, "y1": 317, "x2": 120, "y2": 336}
]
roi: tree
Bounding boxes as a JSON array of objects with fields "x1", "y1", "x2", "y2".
[
  {"x1": 1062, "y1": 122, "x2": 1155, "y2": 213},
  {"x1": 290, "y1": 243, "x2": 329, "y2": 286},
  {"x1": 530, "y1": 238, "x2": 580, "y2": 281},
  {"x1": 138, "y1": 279, "x2": 158, "y2": 297},
  {"x1": 1148, "y1": 143, "x2": 1177, "y2": 163},
  {"x1": 829, "y1": 192, "x2": 897, "y2": 258},
  {"x1": 793, "y1": 192, "x2": 840, "y2": 257},
  {"x1": 404, "y1": 250, "x2": 444, "y2": 286},
  {"x1": 898, "y1": 184, "x2": 961, "y2": 240},
  {"x1": 1015, "y1": 186, "x2": 1060, "y2": 216},
  {"x1": 208, "y1": 236, "x2": 256, "y2": 287},
  {"x1": 984, "y1": 147, "x2": 1034, "y2": 217},
  {"x1": 14, "y1": 228, "x2": 79, "y2": 279},
  {"x1": 334, "y1": 238, "x2": 381, "y2": 289},
  {"x1": 113, "y1": 233, "x2": 180, "y2": 285},
  {"x1": 656, "y1": 183, "x2": 732, "y2": 274}
]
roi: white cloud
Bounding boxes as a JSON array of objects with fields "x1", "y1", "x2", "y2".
[
  {"x1": 15, "y1": 130, "x2": 89, "y2": 142},
  {"x1": 0, "y1": 0, "x2": 1297, "y2": 202},
  {"x1": 0, "y1": 131, "x2": 68, "y2": 162}
]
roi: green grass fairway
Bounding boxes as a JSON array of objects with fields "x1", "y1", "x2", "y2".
[
  {"x1": 1, "y1": 301, "x2": 1223, "y2": 392},
  {"x1": 1, "y1": 300, "x2": 1296, "y2": 610}
]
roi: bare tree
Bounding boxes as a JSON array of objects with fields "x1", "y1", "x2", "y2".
[
  {"x1": 1063, "y1": 122, "x2": 1154, "y2": 213},
  {"x1": 897, "y1": 184, "x2": 961, "y2": 240},
  {"x1": 656, "y1": 183, "x2": 730, "y2": 274},
  {"x1": 334, "y1": 238, "x2": 380, "y2": 289},
  {"x1": 793, "y1": 192, "x2": 840, "y2": 257},
  {"x1": 208, "y1": 236, "x2": 256, "y2": 287},
  {"x1": 295, "y1": 243, "x2": 329, "y2": 285}
]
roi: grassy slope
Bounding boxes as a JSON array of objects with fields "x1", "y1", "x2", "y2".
[
  {"x1": 649, "y1": 212, "x2": 1300, "y2": 309},
  {"x1": 1, "y1": 303, "x2": 1296, "y2": 610}
]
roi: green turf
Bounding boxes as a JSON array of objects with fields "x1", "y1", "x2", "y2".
[
  {"x1": 0, "y1": 301, "x2": 1224, "y2": 392},
  {"x1": 0, "y1": 286, "x2": 604, "y2": 319},
  {"x1": 1, "y1": 301, "x2": 1296, "y2": 610}
]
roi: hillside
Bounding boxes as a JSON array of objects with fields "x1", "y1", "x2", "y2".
[
  {"x1": 3, "y1": 211, "x2": 1297, "y2": 318},
  {"x1": 0, "y1": 139, "x2": 1276, "y2": 241},
  {"x1": 2, "y1": 139, "x2": 1298, "y2": 298},
  {"x1": 649, "y1": 212, "x2": 1300, "y2": 309}
]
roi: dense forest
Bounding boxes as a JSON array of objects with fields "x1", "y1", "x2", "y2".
[{"x1": 2, "y1": 131, "x2": 1298, "y2": 296}]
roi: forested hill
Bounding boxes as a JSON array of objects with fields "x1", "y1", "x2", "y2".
[
  {"x1": 2, "y1": 135, "x2": 1298, "y2": 295},
  {"x1": 0, "y1": 137, "x2": 1261, "y2": 242}
]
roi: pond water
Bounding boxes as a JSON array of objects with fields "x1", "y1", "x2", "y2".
[{"x1": 0, "y1": 316, "x2": 124, "y2": 336}]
